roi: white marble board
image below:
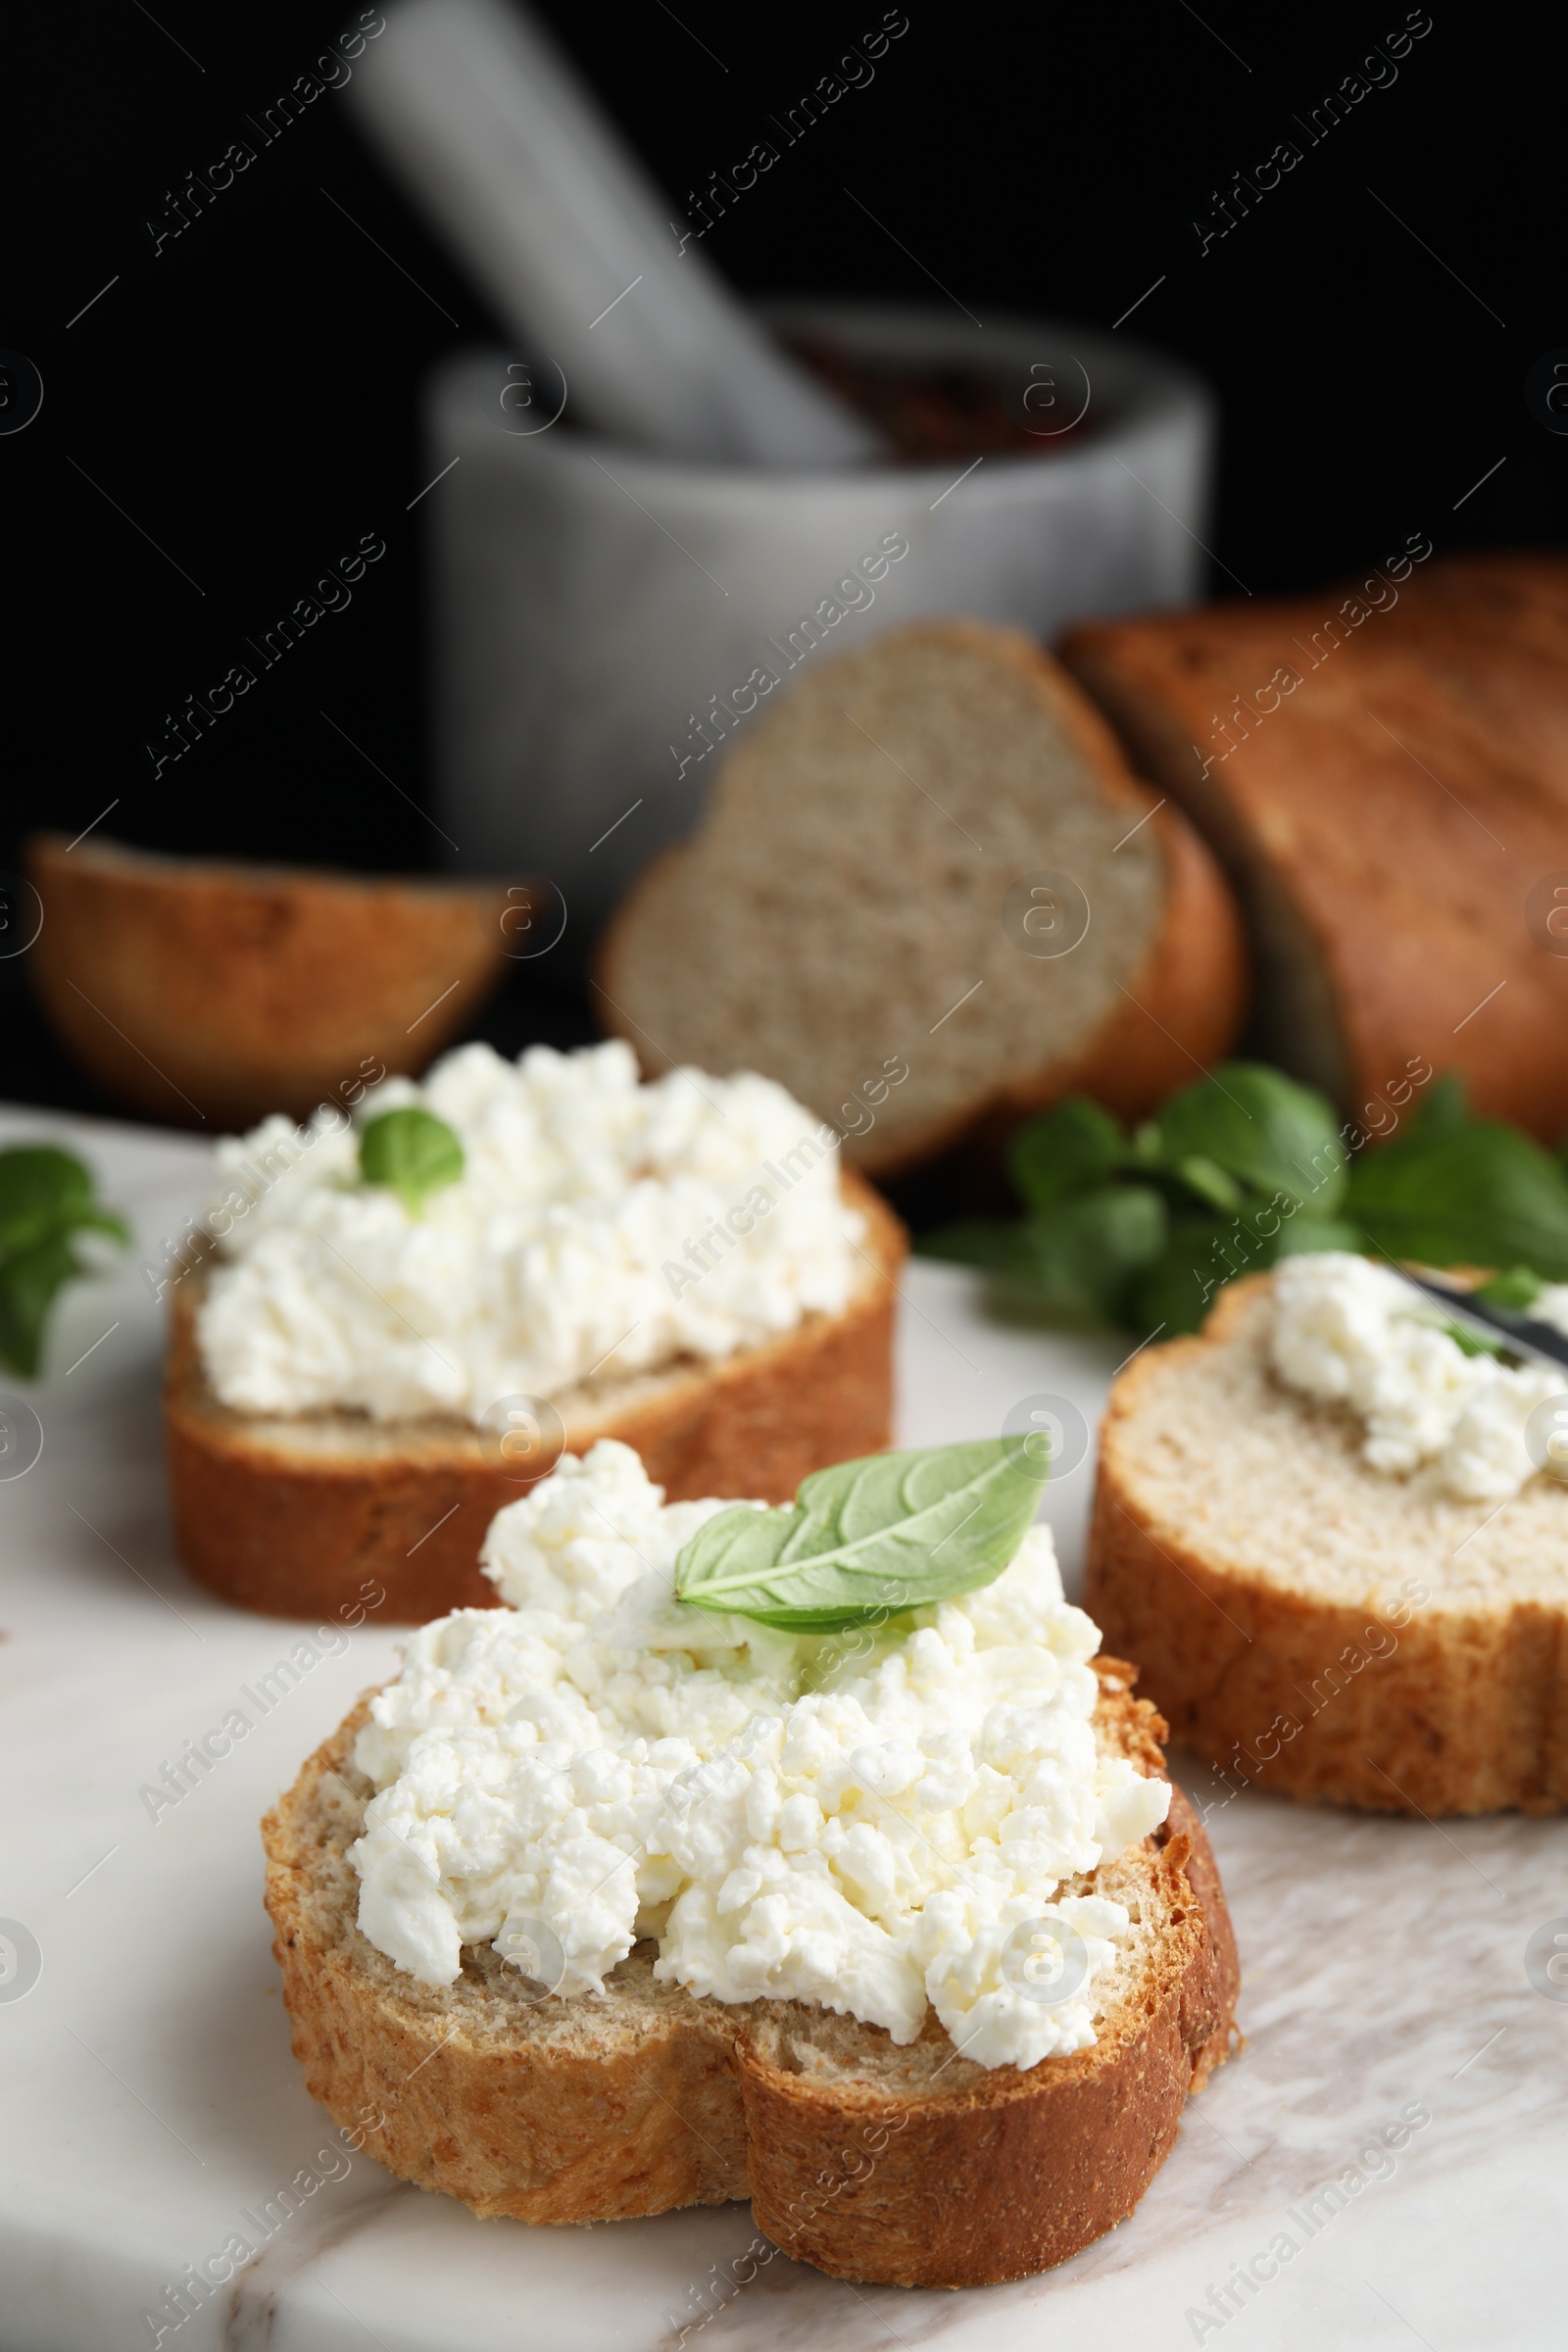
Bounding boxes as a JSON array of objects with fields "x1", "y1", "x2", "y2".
[{"x1": 1, "y1": 1107, "x2": 1563, "y2": 2352}]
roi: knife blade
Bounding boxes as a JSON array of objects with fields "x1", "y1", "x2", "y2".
[{"x1": 1395, "y1": 1268, "x2": 1568, "y2": 1377}]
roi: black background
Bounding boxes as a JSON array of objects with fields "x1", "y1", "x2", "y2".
[{"x1": 4, "y1": 0, "x2": 1562, "y2": 1128}]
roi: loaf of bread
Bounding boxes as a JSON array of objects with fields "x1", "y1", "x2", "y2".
[
  {"x1": 263, "y1": 1671, "x2": 1238, "y2": 2289},
  {"x1": 597, "y1": 621, "x2": 1247, "y2": 1177},
  {"x1": 1061, "y1": 552, "x2": 1568, "y2": 1141},
  {"x1": 1085, "y1": 1269, "x2": 1568, "y2": 1816}
]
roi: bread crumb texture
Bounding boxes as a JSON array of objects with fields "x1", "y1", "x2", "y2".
[{"x1": 599, "y1": 621, "x2": 1244, "y2": 1173}]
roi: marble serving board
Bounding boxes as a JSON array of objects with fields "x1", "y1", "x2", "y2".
[{"x1": 1, "y1": 1106, "x2": 1563, "y2": 2352}]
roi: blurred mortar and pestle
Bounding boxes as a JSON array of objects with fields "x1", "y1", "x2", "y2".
[{"x1": 348, "y1": 0, "x2": 1214, "y2": 939}]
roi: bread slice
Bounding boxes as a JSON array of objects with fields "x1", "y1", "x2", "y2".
[
  {"x1": 25, "y1": 833, "x2": 513, "y2": 1129},
  {"x1": 262, "y1": 1666, "x2": 1239, "y2": 2289},
  {"x1": 1061, "y1": 553, "x2": 1568, "y2": 1140},
  {"x1": 596, "y1": 621, "x2": 1246, "y2": 1178},
  {"x1": 1086, "y1": 1272, "x2": 1568, "y2": 1816},
  {"x1": 166, "y1": 1173, "x2": 906, "y2": 1622}
]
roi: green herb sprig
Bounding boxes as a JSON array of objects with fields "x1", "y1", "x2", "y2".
[
  {"x1": 920, "y1": 1065, "x2": 1568, "y2": 1339},
  {"x1": 358, "y1": 1106, "x2": 465, "y2": 1214},
  {"x1": 0, "y1": 1146, "x2": 129, "y2": 1377},
  {"x1": 674, "y1": 1440, "x2": 1044, "y2": 1632}
]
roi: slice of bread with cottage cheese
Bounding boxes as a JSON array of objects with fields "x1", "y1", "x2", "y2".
[
  {"x1": 1086, "y1": 1257, "x2": 1568, "y2": 1816},
  {"x1": 596, "y1": 620, "x2": 1247, "y2": 1178},
  {"x1": 166, "y1": 1042, "x2": 905, "y2": 1622},
  {"x1": 262, "y1": 1444, "x2": 1239, "y2": 2290}
]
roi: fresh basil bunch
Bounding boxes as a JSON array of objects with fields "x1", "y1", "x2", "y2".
[{"x1": 920, "y1": 1065, "x2": 1568, "y2": 1338}]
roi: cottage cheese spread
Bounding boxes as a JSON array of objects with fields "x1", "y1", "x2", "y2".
[
  {"x1": 348, "y1": 1443, "x2": 1170, "y2": 2072},
  {"x1": 196, "y1": 1041, "x2": 860, "y2": 1422},
  {"x1": 1271, "y1": 1252, "x2": 1566, "y2": 1499}
]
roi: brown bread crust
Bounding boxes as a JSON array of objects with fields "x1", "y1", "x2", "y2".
[
  {"x1": 165, "y1": 1174, "x2": 906, "y2": 1623},
  {"x1": 262, "y1": 1671, "x2": 1239, "y2": 2288},
  {"x1": 25, "y1": 833, "x2": 513, "y2": 1129},
  {"x1": 1085, "y1": 1275, "x2": 1568, "y2": 1816},
  {"x1": 1061, "y1": 553, "x2": 1568, "y2": 1140},
  {"x1": 596, "y1": 621, "x2": 1247, "y2": 1180}
]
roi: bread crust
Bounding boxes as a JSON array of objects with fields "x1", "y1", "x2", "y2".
[
  {"x1": 165, "y1": 1174, "x2": 906, "y2": 1623},
  {"x1": 954, "y1": 800, "x2": 1249, "y2": 1165},
  {"x1": 262, "y1": 1669, "x2": 1239, "y2": 2289},
  {"x1": 1061, "y1": 554, "x2": 1568, "y2": 1140},
  {"x1": 1085, "y1": 1274, "x2": 1568, "y2": 1816},
  {"x1": 595, "y1": 621, "x2": 1247, "y2": 1180},
  {"x1": 24, "y1": 832, "x2": 511, "y2": 1129}
]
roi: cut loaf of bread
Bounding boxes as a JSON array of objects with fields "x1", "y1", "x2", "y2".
[
  {"x1": 1086, "y1": 1271, "x2": 1568, "y2": 1816},
  {"x1": 166, "y1": 1173, "x2": 905, "y2": 1623},
  {"x1": 26, "y1": 833, "x2": 514, "y2": 1129},
  {"x1": 263, "y1": 1667, "x2": 1239, "y2": 2290},
  {"x1": 597, "y1": 621, "x2": 1246, "y2": 1178},
  {"x1": 1061, "y1": 553, "x2": 1568, "y2": 1141}
]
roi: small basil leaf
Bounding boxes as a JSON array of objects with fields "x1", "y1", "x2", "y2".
[
  {"x1": 1346, "y1": 1117, "x2": 1568, "y2": 1278},
  {"x1": 359, "y1": 1106, "x2": 465, "y2": 1213},
  {"x1": 674, "y1": 1440, "x2": 1044, "y2": 1631},
  {"x1": 1169, "y1": 1153, "x2": 1245, "y2": 1213},
  {"x1": 1150, "y1": 1063, "x2": 1348, "y2": 1213},
  {"x1": 1430, "y1": 1315, "x2": 1506, "y2": 1360},
  {"x1": 1006, "y1": 1098, "x2": 1128, "y2": 1215},
  {"x1": 0, "y1": 1233, "x2": 82, "y2": 1380},
  {"x1": 0, "y1": 1144, "x2": 95, "y2": 1217},
  {"x1": 0, "y1": 1145, "x2": 130, "y2": 1378},
  {"x1": 1472, "y1": 1266, "x2": 1544, "y2": 1313},
  {"x1": 1405, "y1": 1070, "x2": 1469, "y2": 1145},
  {"x1": 0, "y1": 1145, "x2": 98, "y2": 1252}
]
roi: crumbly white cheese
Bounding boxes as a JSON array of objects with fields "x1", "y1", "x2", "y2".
[
  {"x1": 196, "y1": 1041, "x2": 859, "y2": 1422},
  {"x1": 1270, "y1": 1252, "x2": 1565, "y2": 1498},
  {"x1": 349, "y1": 1442, "x2": 1170, "y2": 2072}
]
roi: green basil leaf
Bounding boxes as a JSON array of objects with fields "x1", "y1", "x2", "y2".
[
  {"x1": 1346, "y1": 1118, "x2": 1568, "y2": 1278},
  {"x1": 1149, "y1": 1063, "x2": 1348, "y2": 1213},
  {"x1": 1404, "y1": 1070, "x2": 1468, "y2": 1145},
  {"x1": 0, "y1": 1145, "x2": 98, "y2": 1253},
  {"x1": 1272, "y1": 1216, "x2": 1367, "y2": 1260},
  {"x1": 999, "y1": 1185, "x2": 1167, "y2": 1324},
  {"x1": 359, "y1": 1106, "x2": 465, "y2": 1213},
  {"x1": 0, "y1": 1232, "x2": 82, "y2": 1379},
  {"x1": 0, "y1": 1145, "x2": 130, "y2": 1377},
  {"x1": 1168, "y1": 1153, "x2": 1245, "y2": 1213},
  {"x1": 1431, "y1": 1316, "x2": 1506, "y2": 1360},
  {"x1": 1130, "y1": 1209, "x2": 1362, "y2": 1337},
  {"x1": 674, "y1": 1440, "x2": 1045, "y2": 1631},
  {"x1": 0, "y1": 1144, "x2": 95, "y2": 1215},
  {"x1": 1005, "y1": 1097, "x2": 1128, "y2": 1215},
  {"x1": 1472, "y1": 1266, "x2": 1544, "y2": 1313},
  {"x1": 916, "y1": 1217, "x2": 1023, "y2": 1270}
]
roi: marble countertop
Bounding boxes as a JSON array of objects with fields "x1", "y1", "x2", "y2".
[{"x1": 1, "y1": 1107, "x2": 1563, "y2": 2352}]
